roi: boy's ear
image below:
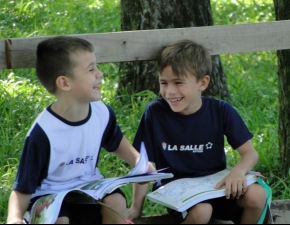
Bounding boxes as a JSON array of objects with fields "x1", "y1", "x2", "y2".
[
  {"x1": 55, "y1": 76, "x2": 71, "y2": 91},
  {"x1": 199, "y1": 75, "x2": 210, "y2": 91}
]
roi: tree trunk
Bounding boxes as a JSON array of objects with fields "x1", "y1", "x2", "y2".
[
  {"x1": 274, "y1": 0, "x2": 290, "y2": 176},
  {"x1": 119, "y1": 0, "x2": 230, "y2": 99}
]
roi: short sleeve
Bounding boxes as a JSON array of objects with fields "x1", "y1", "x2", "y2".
[
  {"x1": 133, "y1": 104, "x2": 156, "y2": 162},
  {"x1": 101, "y1": 106, "x2": 124, "y2": 152},
  {"x1": 222, "y1": 101, "x2": 253, "y2": 149},
  {"x1": 13, "y1": 124, "x2": 50, "y2": 194}
]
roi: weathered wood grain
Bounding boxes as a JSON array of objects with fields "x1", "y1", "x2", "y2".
[
  {"x1": 0, "y1": 20, "x2": 290, "y2": 70},
  {"x1": 271, "y1": 200, "x2": 290, "y2": 224}
]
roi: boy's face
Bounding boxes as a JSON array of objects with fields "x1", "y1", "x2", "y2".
[
  {"x1": 159, "y1": 65, "x2": 209, "y2": 115},
  {"x1": 68, "y1": 51, "x2": 103, "y2": 103}
]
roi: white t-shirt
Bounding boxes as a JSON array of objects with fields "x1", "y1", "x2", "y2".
[{"x1": 13, "y1": 101, "x2": 123, "y2": 198}]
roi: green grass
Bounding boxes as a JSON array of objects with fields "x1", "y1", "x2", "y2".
[{"x1": 0, "y1": 0, "x2": 288, "y2": 223}]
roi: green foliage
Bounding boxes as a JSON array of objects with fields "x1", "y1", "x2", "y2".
[
  {"x1": 0, "y1": 0, "x2": 120, "y2": 38},
  {"x1": 0, "y1": 0, "x2": 288, "y2": 222},
  {"x1": 211, "y1": 0, "x2": 275, "y2": 25}
]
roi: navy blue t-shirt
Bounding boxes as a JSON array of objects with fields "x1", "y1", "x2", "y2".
[{"x1": 133, "y1": 97, "x2": 253, "y2": 190}]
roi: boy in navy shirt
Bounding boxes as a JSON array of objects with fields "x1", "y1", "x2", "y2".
[
  {"x1": 6, "y1": 36, "x2": 154, "y2": 224},
  {"x1": 129, "y1": 40, "x2": 267, "y2": 224}
]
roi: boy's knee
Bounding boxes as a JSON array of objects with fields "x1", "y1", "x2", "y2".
[
  {"x1": 238, "y1": 184, "x2": 267, "y2": 208},
  {"x1": 101, "y1": 193, "x2": 127, "y2": 223},
  {"x1": 55, "y1": 216, "x2": 69, "y2": 224},
  {"x1": 102, "y1": 193, "x2": 127, "y2": 210},
  {"x1": 186, "y1": 203, "x2": 212, "y2": 223}
]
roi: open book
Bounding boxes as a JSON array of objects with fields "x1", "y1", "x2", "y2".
[
  {"x1": 147, "y1": 168, "x2": 260, "y2": 213},
  {"x1": 25, "y1": 143, "x2": 173, "y2": 224}
]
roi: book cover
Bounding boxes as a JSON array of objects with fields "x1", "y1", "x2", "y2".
[
  {"x1": 25, "y1": 142, "x2": 173, "y2": 224},
  {"x1": 147, "y1": 169, "x2": 259, "y2": 212}
]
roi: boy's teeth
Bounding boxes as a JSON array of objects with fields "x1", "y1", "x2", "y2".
[{"x1": 170, "y1": 98, "x2": 182, "y2": 102}]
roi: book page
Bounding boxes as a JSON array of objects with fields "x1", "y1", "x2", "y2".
[
  {"x1": 29, "y1": 192, "x2": 69, "y2": 224},
  {"x1": 147, "y1": 169, "x2": 258, "y2": 212},
  {"x1": 126, "y1": 142, "x2": 149, "y2": 177},
  {"x1": 27, "y1": 142, "x2": 173, "y2": 223}
]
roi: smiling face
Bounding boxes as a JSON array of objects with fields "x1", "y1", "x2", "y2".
[
  {"x1": 159, "y1": 65, "x2": 210, "y2": 115},
  {"x1": 67, "y1": 50, "x2": 103, "y2": 103}
]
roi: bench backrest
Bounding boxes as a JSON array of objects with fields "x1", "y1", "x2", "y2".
[{"x1": 0, "y1": 20, "x2": 290, "y2": 70}]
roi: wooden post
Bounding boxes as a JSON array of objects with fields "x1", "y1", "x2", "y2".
[{"x1": 5, "y1": 39, "x2": 12, "y2": 69}]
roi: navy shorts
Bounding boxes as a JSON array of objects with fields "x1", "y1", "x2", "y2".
[
  {"x1": 168, "y1": 196, "x2": 243, "y2": 224},
  {"x1": 29, "y1": 188, "x2": 126, "y2": 224}
]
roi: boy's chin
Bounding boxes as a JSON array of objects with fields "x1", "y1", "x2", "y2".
[
  {"x1": 169, "y1": 106, "x2": 184, "y2": 114},
  {"x1": 89, "y1": 96, "x2": 101, "y2": 102}
]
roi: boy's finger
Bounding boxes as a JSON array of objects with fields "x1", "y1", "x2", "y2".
[
  {"x1": 231, "y1": 182, "x2": 237, "y2": 199},
  {"x1": 236, "y1": 182, "x2": 243, "y2": 199},
  {"x1": 225, "y1": 182, "x2": 232, "y2": 199},
  {"x1": 242, "y1": 179, "x2": 248, "y2": 194},
  {"x1": 214, "y1": 179, "x2": 224, "y2": 189}
]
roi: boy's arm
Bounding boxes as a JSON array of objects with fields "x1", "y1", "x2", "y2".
[
  {"x1": 7, "y1": 190, "x2": 31, "y2": 224},
  {"x1": 113, "y1": 136, "x2": 155, "y2": 220},
  {"x1": 113, "y1": 136, "x2": 156, "y2": 173},
  {"x1": 128, "y1": 182, "x2": 150, "y2": 220},
  {"x1": 113, "y1": 136, "x2": 140, "y2": 167},
  {"x1": 215, "y1": 140, "x2": 258, "y2": 199}
]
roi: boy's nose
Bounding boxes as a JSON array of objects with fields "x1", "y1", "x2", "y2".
[
  {"x1": 96, "y1": 70, "x2": 103, "y2": 78},
  {"x1": 167, "y1": 85, "x2": 177, "y2": 94}
]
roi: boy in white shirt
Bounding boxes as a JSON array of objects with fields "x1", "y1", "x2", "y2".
[{"x1": 6, "y1": 36, "x2": 154, "y2": 224}]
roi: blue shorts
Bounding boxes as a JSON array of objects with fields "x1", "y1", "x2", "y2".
[{"x1": 168, "y1": 196, "x2": 243, "y2": 224}]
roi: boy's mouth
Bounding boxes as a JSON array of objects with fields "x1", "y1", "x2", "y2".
[
  {"x1": 93, "y1": 84, "x2": 100, "y2": 90},
  {"x1": 167, "y1": 97, "x2": 183, "y2": 103}
]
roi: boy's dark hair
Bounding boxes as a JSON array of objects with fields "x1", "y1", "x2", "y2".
[
  {"x1": 36, "y1": 36, "x2": 94, "y2": 94},
  {"x1": 157, "y1": 40, "x2": 212, "y2": 80}
]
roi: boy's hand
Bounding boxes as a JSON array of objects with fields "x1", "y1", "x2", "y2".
[
  {"x1": 137, "y1": 162, "x2": 156, "y2": 185},
  {"x1": 147, "y1": 162, "x2": 156, "y2": 173},
  {"x1": 214, "y1": 169, "x2": 247, "y2": 200}
]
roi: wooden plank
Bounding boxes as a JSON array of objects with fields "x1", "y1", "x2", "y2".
[
  {"x1": 1, "y1": 20, "x2": 290, "y2": 70},
  {"x1": 271, "y1": 199, "x2": 290, "y2": 210},
  {"x1": 271, "y1": 200, "x2": 290, "y2": 224},
  {"x1": 272, "y1": 209, "x2": 290, "y2": 224}
]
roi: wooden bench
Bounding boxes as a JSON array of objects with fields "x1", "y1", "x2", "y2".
[{"x1": 1, "y1": 20, "x2": 290, "y2": 223}]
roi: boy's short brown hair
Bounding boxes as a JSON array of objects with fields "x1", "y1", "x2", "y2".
[
  {"x1": 36, "y1": 36, "x2": 94, "y2": 94},
  {"x1": 157, "y1": 40, "x2": 212, "y2": 81}
]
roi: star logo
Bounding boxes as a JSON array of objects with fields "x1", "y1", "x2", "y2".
[
  {"x1": 206, "y1": 142, "x2": 213, "y2": 149},
  {"x1": 162, "y1": 142, "x2": 167, "y2": 150}
]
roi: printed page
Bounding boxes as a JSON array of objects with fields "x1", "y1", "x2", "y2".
[
  {"x1": 76, "y1": 177, "x2": 119, "y2": 200},
  {"x1": 27, "y1": 142, "x2": 171, "y2": 223},
  {"x1": 125, "y1": 142, "x2": 149, "y2": 177},
  {"x1": 147, "y1": 169, "x2": 258, "y2": 212},
  {"x1": 70, "y1": 142, "x2": 151, "y2": 200},
  {"x1": 29, "y1": 192, "x2": 69, "y2": 224}
]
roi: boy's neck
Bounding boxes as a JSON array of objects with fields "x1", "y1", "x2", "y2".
[{"x1": 51, "y1": 100, "x2": 90, "y2": 122}]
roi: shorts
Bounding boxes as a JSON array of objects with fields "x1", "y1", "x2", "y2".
[
  {"x1": 28, "y1": 188, "x2": 126, "y2": 224},
  {"x1": 168, "y1": 196, "x2": 243, "y2": 224}
]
